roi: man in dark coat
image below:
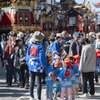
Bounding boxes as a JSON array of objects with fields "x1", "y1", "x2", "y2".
[{"x1": 69, "y1": 32, "x2": 82, "y2": 56}]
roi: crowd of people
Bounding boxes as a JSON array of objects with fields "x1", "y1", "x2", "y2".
[{"x1": 0, "y1": 30, "x2": 100, "y2": 100}]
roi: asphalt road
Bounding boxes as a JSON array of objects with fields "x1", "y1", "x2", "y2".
[{"x1": 0, "y1": 67, "x2": 100, "y2": 100}]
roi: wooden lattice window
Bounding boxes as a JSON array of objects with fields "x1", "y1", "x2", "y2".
[
  {"x1": 45, "y1": 21, "x2": 52, "y2": 31},
  {"x1": 17, "y1": 9, "x2": 31, "y2": 26}
]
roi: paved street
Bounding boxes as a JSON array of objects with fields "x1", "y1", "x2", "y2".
[{"x1": 0, "y1": 67, "x2": 100, "y2": 100}]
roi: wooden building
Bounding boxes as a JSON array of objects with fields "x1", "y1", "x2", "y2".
[
  {"x1": 0, "y1": 0, "x2": 98, "y2": 37},
  {"x1": 0, "y1": 0, "x2": 57, "y2": 38}
]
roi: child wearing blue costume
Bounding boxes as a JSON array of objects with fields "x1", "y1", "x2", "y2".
[
  {"x1": 67, "y1": 56, "x2": 81, "y2": 100},
  {"x1": 52, "y1": 57, "x2": 61, "y2": 66},
  {"x1": 53, "y1": 59, "x2": 62, "y2": 100},
  {"x1": 45, "y1": 55, "x2": 56, "y2": 100},
  {"x1": 95, "y1": 50, "x2": 100, "y2": 83},
  {"x1": 57, "y1": 58, "x2": 74, "y2": 100}
]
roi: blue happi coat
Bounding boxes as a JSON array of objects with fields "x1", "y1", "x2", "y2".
[
  {"x1": 25, "y1": 43, "x2": 47, "y2": 73},
  {"x1": 45, "y1": 65, "x2": 54, "y2": 85},
  {"x1": 71, "y1": 64, "x2": 81, "y2": 84},
  {"x1": 57, "y1": 67, "x2": 74, "y2": 88},
  {"x1": 51, "y1": 41, "x2": 61, "y2": 56},
  {"x1": 51, "y1": 41, "x2": 61, "y2": 65}
]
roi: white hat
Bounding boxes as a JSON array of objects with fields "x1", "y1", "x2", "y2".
[
  {"x1": 30, "y1": 33, "x2": 33, "y2": 37},
  {"x1": 32, "y1": 31, "x2": 44, "y2": 43},
  {"x1": 18, "y1": 31, "x2": 24, "y2": 37},
  {"x1": 91, "y1": 34, "x2": 95, "y2": 38},
  {"x1": 56, "y1": 33, "x2": 62, "y2": 38}
]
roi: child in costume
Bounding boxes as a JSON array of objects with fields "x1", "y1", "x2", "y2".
[
  {"x1": 57, "y1": 58, "x2": 74, "y2": 100},
  {"x1": 67, "y1": 56, "x2": 81, "y2": 100},
  {"x1": 95, "y1": 50, "x2": 100, "y2": 83},
  {"x1": 52, "y1": 57, "x2": 61, "y2": 67},
  {"x1": 45, "y1": 55, "x2": 56, "y2": 100},
  {"x1": 53, "y1": 59, "x2": 62, "y2": 100},
  {"x1": 73, "y1": 55, "x2": 81, "y2": 97}
]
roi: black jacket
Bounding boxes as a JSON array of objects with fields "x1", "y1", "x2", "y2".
[
  {"x1": 69, "y1": 40, "x2": 82, "y2": 56},
  {"x1": 14, "y1": 44, "x2": 27, "y2": 67}
]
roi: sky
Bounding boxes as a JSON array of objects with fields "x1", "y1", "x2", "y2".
[{"x1": 56, "y1": 0, "x2": 100, "y2": 13}]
